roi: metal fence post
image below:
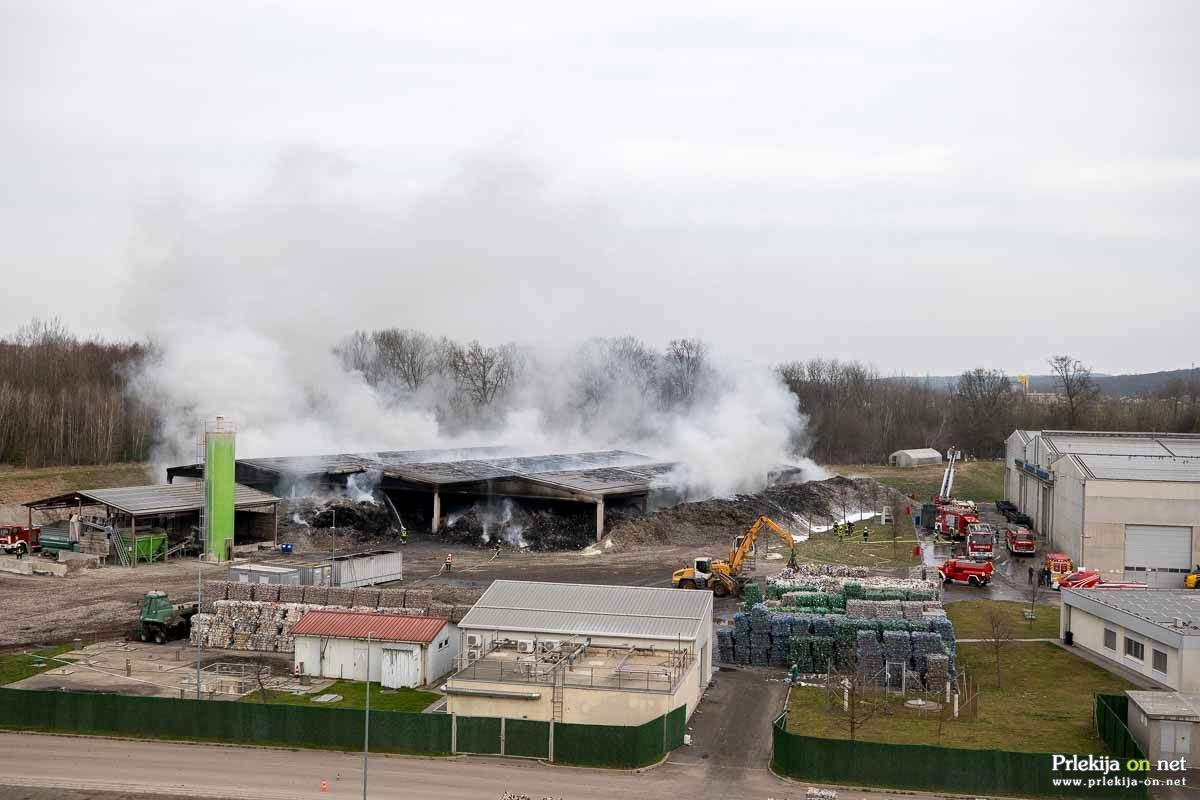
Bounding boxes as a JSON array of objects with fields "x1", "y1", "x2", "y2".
[
  {"x1": 451, "y1": 713, "x2": 457, "y2": 754},
  {"x1": 548, "y1": 718, "x2": 554, "y2": 763},
  {"x1": 500, "y1": 717, "x2": 505, "y2": 756}
]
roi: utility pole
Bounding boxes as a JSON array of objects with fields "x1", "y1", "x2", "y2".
[{"x1": 363, "y1": 631, "x2": 372, "y2": 800}]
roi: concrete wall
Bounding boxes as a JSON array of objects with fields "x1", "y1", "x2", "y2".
[
  {"x1": 1050, "y1": 455, "x2": 1086, "y2": 563},
  {"x1": 1081, "y1": 480, "x2": 1200, "y2": 583},
  {"x1": 446, "y1": 660, "x2": 697, "y2": 725}
]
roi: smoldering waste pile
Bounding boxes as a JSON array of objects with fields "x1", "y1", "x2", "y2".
[
  {"x1": 286, "y1": 498, "x2": 397, "y2": 538},
  {"x1": 190, "y1": 582, "x2": 474, "y2": 653},
  {"x1": 438, "y1": 504, "x2": 636, "y2": 552},
  {"x1": 718, "y1": 578, "x2": 958, "y2": 689}
]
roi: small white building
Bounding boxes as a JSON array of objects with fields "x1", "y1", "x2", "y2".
[
  {"x1": 447, "y1": 580, "x2": 713, "y2": 726},
  {"x1": 292, "y1": 610, "x2": 458, "y2": 689},
  {"x1": 889, "y1": 448, "x2": 942, "y2": 468},
  {"x1": 1126, "y1": 690, "x2": 1200, "y2": 764},
  {"x1": 1061, "y1": 589, "x2": 1200, "y2": 692}
]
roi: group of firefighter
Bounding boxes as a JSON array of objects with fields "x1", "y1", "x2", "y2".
[{"x1": 832, "y1": 519, "x2": 874, "y2": 542}]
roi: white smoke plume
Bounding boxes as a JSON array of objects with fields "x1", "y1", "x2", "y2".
[{"x1": 125, "y1": 147, "x2": 822, "y2": 498}]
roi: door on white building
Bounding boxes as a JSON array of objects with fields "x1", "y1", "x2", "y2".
[
  {"x1": 1158, "y1": 722, "x2": 1192, "y2": 757},
  {"x1": 353, "y1": 647, "x2": 369, "y2": 681},
  {"x1": 381, "y1": 647, "x2": 420, "y2": 688},
  {"x1": 1124, "y1": 525, "x2": 1193, "y2": 587}
]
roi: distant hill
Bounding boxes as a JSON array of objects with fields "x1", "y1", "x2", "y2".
[{"x1": 909, "y1": 368, "x2": 1199, "y2": 397}]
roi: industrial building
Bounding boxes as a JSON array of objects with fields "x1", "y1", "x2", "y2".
[
  {"x1": 24, "y1": 482, "x2": 280, "y2": 566},
  {"x1": 292, "y1": 610, "x2": 458, "y2": 688},
  {"x1": 888, "y1": 448, "x2": 942, "y2": 467},
  {"x1": 1004, "y1": 431, "x2": 1200, "y2": 586},
  {"x1": 167, "y1": 448, "x2": 679, "y2": 541},
  {"x1": 1061, "y1": 589, "x2": 1200, "y2": 692},
  {"x1": 444, "y1": 580, "x2": 712, "y2": 726},
  {"x1": 1126, "y1": 690, "x2": 1200, "y2": 763}
]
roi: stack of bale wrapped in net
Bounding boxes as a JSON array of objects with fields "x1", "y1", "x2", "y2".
[
  {"x1": 749, "y1": 603, "x2": 771, "y2": 667},
  {"x1": 716, "y1": 628, "x2": 735, "y2": 663},
  {"x1": 188, "y1": 583, "x2": 445, "y2": 653},
  {"x1": 730, "y1": 612, "x2": 752, "y2": 665},
  {"x1": 741, "y1": 582, "x2": 763, "y2": 610},
  {"x1": 856, "y1": 629, "x2": 883, "y2": 679}
]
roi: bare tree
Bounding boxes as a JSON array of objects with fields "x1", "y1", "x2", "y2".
[
  {"x1": 983, "y1": 607, "x2": 1014, "y2": 688},
  {"x1": 952, "y1": 368, "x2": 1015, "y2": 457},
  {"x1": 662, "y1": 338, "x2": 707, "y2": 408},
  {"x1": 446, "y1": 340, "x2": 520, "y2": 407},
  {"x1": 824, "y1": 661, "x2": 888, "y2": 741},
  {"x1": 372, "y1": 328, "x2": 439, "y2": 391},
  {"x1": 1048, "y1": 355, "x2": 1100, "y2": 429}
]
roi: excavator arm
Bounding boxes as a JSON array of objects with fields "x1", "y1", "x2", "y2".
[{"x1": 728, "y1": 516, "x2": 798, "y2": 574}]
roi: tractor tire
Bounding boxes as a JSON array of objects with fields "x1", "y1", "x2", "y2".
[
  {"x1": 139, "y1": 627, "x2": 150, "y2": 643},
  {"x1": 677, "y1": 579, "x2": 696, "y2": 590},
  {"x1": 153, "y1": 627, "x2": 166, "y2": 644},
  {"x1": 712, "y1": 581, "x2": 730, "y2": 598}
]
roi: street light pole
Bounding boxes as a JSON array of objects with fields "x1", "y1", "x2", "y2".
[{"x1": 363, "y1": 631, "x2": 372, "y2": 800}]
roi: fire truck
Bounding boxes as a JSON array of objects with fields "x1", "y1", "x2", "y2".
[
  {"x1": 934, "y1": 502, "x2": 979, "y2": 539},
  {"x1": 939, "y1": 558, "x2": 994, "y2": 587},
  {"x1": 1057, "y1": 569, "x2": 1146, "y2": 590},
  {"x1": 965, "y1": 523, "x2": 996, "y2": 559},
  {"x1": 1044, "y1": 552, "x2": 1074, "y2": 588},
  {"x1": 0, "y1": 525, "x2": 41, "y2": 556},
  {"x1": 1005, "y1": 527, "x2": 1037, "y2": 555}
]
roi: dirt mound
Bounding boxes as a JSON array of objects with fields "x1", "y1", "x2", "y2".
[{"x1": 605, "y1": 476, "x2": 903, "y2": 551}]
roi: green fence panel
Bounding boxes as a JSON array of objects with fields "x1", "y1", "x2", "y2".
[
  {"x1": 664, "y1": 705, "x2": 686, "y2": 751},
  {"x1": 772, "y1": 714, "x2": 1149, "y2": 800},
  {"x1": 0, "y1": 688, "x2": 449, "y2": 755},
  {"x1": 555, "y1": 720, "x2": 638, "y2": 767},
  {"x1": 457, "y1": 716, "x2": 502, "y2": 755},
  {"x1": 505, "y1": 718, "x2": 550, "y2": 759}
]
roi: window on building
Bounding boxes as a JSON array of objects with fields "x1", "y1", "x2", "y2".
[
  {"x1": 1103, "y1": 629, "x2": 1117, "y2": 650},
  {"x1": 1153, "y1": 649, "x2": 1168, "y2": 674},
  {"x1": 1124, "y1": 637, "x2": 1144, "y2": 661}
]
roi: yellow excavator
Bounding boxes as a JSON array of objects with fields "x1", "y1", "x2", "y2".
[{"x1": 671, "y1": 515, "x2": 798, "y2": 597}]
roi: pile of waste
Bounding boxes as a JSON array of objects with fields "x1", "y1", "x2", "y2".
[{"x1": 286, "y1": 497, "x2": 397, "y2": 537}]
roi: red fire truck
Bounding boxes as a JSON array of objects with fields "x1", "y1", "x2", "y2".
[
  {"x1": 1057, "y1": 569, "x2": 1147, "y2": 590},
  {"x1": 0, "y1": 525, "x2": 41, "y2": 555},
  {"x1": 939, "y1": 558, "x2": 994, "y2": 587},
  {"x1": 934, "y1": 502, "x2": 979, "y2": 539},
  {"x1": 1005, "y1": 527, "x2": 1037, "y2": 555},
  {"x1": 965, "y1": 523, "x2": 996, "y2": 559}
]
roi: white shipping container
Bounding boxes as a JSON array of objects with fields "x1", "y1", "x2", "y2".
[{"x1": 333, "y1": 549, "x2": 403, "y2": 587}]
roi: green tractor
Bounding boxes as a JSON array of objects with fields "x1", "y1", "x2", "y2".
[{"x1": 138, "y1": 591, "x2": 198, "y2": 644}]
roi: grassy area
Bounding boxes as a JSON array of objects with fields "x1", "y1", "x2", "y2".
[
  {"x1": 947, "y1": 600, "x2": 1061, "y2": 640},
  {"x1": 242, "y1": 679, "x2": 439, "y2": 713},
  {"x1": 0, "y1": 645, "x2": 74, "y2": 685},
  {"x1": 787, "y1": 641, "x2": 1130, "y2": 754},
  {"x1": 786, "y1": 518, "x2": 920, "y2": 570},
  {"x1": 828, "y1": 460, "x2": 1005, "y2": 503},
  {"x1": 0, "y1": 462, "x2": 152, "y2": 520}
]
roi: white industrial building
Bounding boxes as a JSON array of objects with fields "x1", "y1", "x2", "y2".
[
  {"x1": 888, "y1": 448, "x2": 942, "y2": 467},
  {"x1": 1061, "y1": 589, "x2": 1200, "y2": 692},
  {"x1": 292, "y1": 610, "x2": 458, "y2": 688},
  {"x1": 445, "y1": 580, "x2": 712, "y2": 726},
  {"x1": 1004, "y1": 431, "x2": 1200, "y2": 586}
]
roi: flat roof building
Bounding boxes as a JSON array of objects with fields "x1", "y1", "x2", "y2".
[
  {"x1": 1125, "y1": 691, "x2": 1200, "y2": 764},
  {"x1": 446, "y1": 580, "x2": 713, "y2": 726},
  {"x1": 1005, "y1": 431, "x2": 1200, "y2": 586},
  {"x1": 1062, "y1": 589, "x2": 1200, "y2": 692}
]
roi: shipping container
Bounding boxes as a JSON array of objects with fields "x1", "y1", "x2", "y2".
[{"x1": 332, "y1": 549, "x2": 403, "y2": 587}]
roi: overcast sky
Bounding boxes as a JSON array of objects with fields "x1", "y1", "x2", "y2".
[{"x1": 2, "y1": 1, "x2": 1197, "y2": 375}]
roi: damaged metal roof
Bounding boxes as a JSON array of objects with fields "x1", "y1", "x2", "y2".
[{"x1": 25, "y1": 483, "x2": 280, "y2": 515}]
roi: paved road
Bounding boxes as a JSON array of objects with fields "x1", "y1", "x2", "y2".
[{"x1": 0, "y1": 730, "x2": 923, "y2": 800}]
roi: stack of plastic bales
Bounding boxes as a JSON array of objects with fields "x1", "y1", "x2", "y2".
[
  {"x1": 716, "y1": 627, "x2": 735, "y2": 663},
  {"x1": 833, "y1": 616, "x2": 857, "y2": 669},
  {"x1": 925, "y1": 653, "x2": 950, "y2": 687},
  {"x1": 874, "y1": 599, "x2": 903, "y2": 620},
  {"x1": 742, "y1": 582, "x2": 763, "y2": 610},
  {"x1": 732, "y1": 612, "x2": 752, "y2": 665},
  {"x1": 789, "y1": 636, "x2": 813, "y2": 672},
  {"x1": 882, "y1": 629, "x2": 912, "y2": 668},
  {"x1": 749, "y1": 603, "x2": 771, "y2": 666},
  {"x1": 769, "y1": 614, "x2": 793, "y2": 666},
  {"x1": 845, "y1": 599, "x2": 875, "y2": 619},
  {"x1": 929, "y1": 615, "x2": 957, "y2": 676},
  {"x1": 856, "y1": 629, "x2": 883, "y2": 679},
  {"x1": 911, "y1": 631, "x2": 945, "y2": 673},
  {"x1": 809, "y1": 636, "x2": 835, "y2": 673},
  {"x1": 901, "y1": 601, "x2": 926, "y2": 619}
]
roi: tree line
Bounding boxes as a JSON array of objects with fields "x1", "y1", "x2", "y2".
[{"x1": 1, "y1": 319, "x2": 1196, "y2": 468}]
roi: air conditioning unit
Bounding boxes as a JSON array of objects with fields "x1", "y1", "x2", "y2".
[
  {"x1": 541, "y1": 639, "x2": 562, "y2": 653},
  {"x1": 517, "y1": 639, "x2": 536, "y2": 654},
  {"x1": 467, "y1": 648, "x2": 481, "y2": 661},
  {"x1": 466, "y1": 634, "x2": 483, "y2": 648}
]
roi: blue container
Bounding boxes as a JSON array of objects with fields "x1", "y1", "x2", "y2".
[{"x1": 279, "y1": 543, "x2": 294, "y2": 554}]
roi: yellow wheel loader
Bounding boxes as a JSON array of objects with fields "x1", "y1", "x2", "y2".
[{"x1": 671, "y1": 515, "x2": 798, "y2": 597}]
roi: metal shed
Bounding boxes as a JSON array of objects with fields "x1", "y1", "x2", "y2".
[{"x1": 888, "y1": 448, "x2": 942, "y2": 467}]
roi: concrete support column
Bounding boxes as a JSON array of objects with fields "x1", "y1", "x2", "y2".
[
  {"x1": 595, "y1": 499, "x2": 605, "y2": 542},
  {"x1": 432, "y1": 491, "x2": 442, "y2": 534}
]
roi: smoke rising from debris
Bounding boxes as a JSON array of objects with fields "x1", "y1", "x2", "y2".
[{"x1": 125, "y1": 148, "x2": 821, "y2": 497}]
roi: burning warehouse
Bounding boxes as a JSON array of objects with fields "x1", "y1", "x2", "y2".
[{"x1": 167, "y1": 448, "x2": 680, "y2": 543}]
